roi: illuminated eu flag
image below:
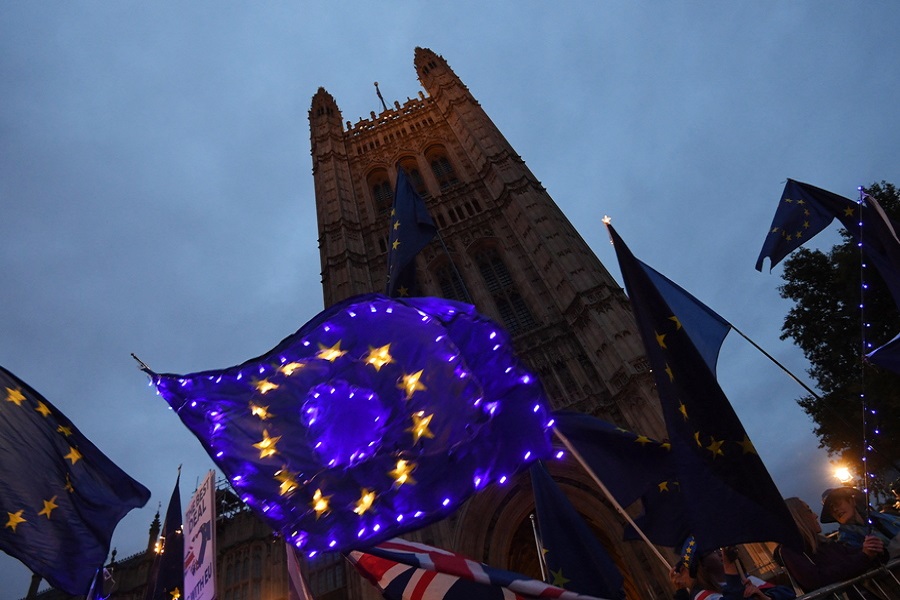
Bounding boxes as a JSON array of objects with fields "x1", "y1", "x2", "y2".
[
  {"x1": 0, "y1": 365, "x2": 150, "y2": 595},
  {"x1": 146, "y1": 294, "x2": 553, "y2": 553},
  {"x1": 386, "y1": 170, "x2": 437, "y2": 297},
  {"x1": 609, "y1": 224, "x2": 801, "y2": 555}
]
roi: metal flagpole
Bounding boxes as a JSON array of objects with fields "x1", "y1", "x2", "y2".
[
  {"x1": 529, "y1": 513, "x2": 549, "y2": 582},
  {"x1": 552, "y1": 427, "x2": 672, "y2": 570}
]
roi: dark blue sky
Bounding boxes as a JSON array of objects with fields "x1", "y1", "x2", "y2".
[{"x1": 2, "y1": 2, "x2": 899, "y2": 596}]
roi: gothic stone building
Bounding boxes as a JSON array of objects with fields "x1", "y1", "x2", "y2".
[{"x1": 308, "y1": 47, "x2": 674, "y2": 598}]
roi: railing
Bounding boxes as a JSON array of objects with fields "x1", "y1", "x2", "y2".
[{"x1": 797, "y1": 559, "x2": 900, "y2": 599}]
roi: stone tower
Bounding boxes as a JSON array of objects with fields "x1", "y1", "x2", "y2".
[{"x1": 309, "y1": 48, "x2": 671, "y2": 598}]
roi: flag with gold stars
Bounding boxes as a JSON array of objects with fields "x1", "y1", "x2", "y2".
[
  {"x1": 609, "y1": 225, "x2": 801, "y2": 555},
  {"x1": 144, "y1": 472, "x2": 183, "y2": 600},
  {"x1": 530, "y1": 462, "x2": 624, "y2": 599},
  {"x1": 0, "y1": 365, "x2": 150, "y2": 595},
  {"x1": 386, "y1": 169, "x2": 437, "y2": 297},
  {"x1": 145, "y1": 293, "x2": 553, "y2": 553}
]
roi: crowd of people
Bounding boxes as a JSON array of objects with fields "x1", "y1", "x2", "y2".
[{"x1": 667, "y1": 482, "x2": 900, "y2": 600}]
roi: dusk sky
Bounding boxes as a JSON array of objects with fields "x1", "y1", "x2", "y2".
[{"x1": 2, "y1": 2, "x2": 899, "y2": 596}]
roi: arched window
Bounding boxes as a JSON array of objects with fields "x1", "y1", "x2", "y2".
[
  {"x1": 368, "y1": 168, "x2": 393, "y2": 218},
  {"x1": 397, "y1": 157, "x2": 427, "y2": 196},
  {"x1": 476, "y1": 248, "x2": 537, "y2": 335},
  {"x1": 435, "y1": 263, "x2": 467, "y2": 302},
  {"x1": 426, "y1": 146, "x2": 459, "y2": 190}
]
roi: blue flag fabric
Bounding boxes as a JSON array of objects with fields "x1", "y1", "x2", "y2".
[
  {"x1": 638, "y1": 261, "x2": 732, "y2": 374},
  {"x1": 609, "y1": 225, "x2": 801, "y2": 555},
  {"x1": 147, "y1": 293, "x2": 553, "y2": 553},
  {"x1": 144, "y1": 473, "x2": 184, "y2": 600},
  {"x1": 551, "y1": 412, "x2": 670, "y2": 507},
  {"x1": 757, "y1": 180, "x2": 900, "y2": 311},
  {"x1": 386, "y1": 169, "x2": 437, "y2": 297},
  {"x1": 0, "y1": 365, "x2": 150, "y2": 595},
  {"x1": 349, "y1": 538, "x2": 605, "y2": 600},
  {"x1": 530, "y1": 462, "x2": 624, "y2": 599},
  {"x1": 868, "y1": 331, "x2": 900, "y2": 375}
]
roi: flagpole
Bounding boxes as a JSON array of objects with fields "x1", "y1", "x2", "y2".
[
  {"x1": 434, "y1": 229, "x2": 473, "y2": 304},
  {"x1": 552, "y1": 427, "x2": 672, "y2": 571},
  {"x1": 529, "y1": 513, "x2": 548, "y2": 582}
]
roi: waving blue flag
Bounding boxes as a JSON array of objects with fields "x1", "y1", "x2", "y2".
[
  {"x1": 0, "y1": 365, "x2": 150, "y2": 595},
  {"x1": 610, "y1": 224, "x2": 801, "y2": 555},
  {"x1": 146, "y1": 294, "x2": 553, "y2": 554},
  {"x1": 144, "y1": 473, "x2": 183, "y2": 600},
  {"x1": 386, "y1": 170, "x2": 437, "y2": 297},
  {"x1": 531, "y1": 462, "x2": 624, "y2": 599}
]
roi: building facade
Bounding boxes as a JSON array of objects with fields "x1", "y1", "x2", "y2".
[{"x1": 309, "y1": 47, "x2": 673, "y2": 598}]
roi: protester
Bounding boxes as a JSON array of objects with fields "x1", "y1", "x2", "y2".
[
  {"x1": 670, "y1": 537, "x2": 794, "y2": 600},
  {"x1": 821, "y1": 487, "x2": 900, "y2": 558},
  {"x1": 775, "y1": 497, "x2": 883, "y2": 593}
]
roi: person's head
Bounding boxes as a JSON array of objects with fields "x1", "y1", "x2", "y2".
[
  {"x1": 785, "y1": 497, "x2": 821, "y2": 553},
  {"x1": 677, "y1": 536, "x2": 724, "y2": 592},
  {"x1": 821, "y1": 487, "x2": 865, "y2": 525}
]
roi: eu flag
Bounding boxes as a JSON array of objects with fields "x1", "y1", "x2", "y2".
[
  {"x1": 144, "y1": 472, "x2": 183, "y2": 600},
  {"x1": 609, "y1": 224, "x2": 801, "y2": 555},
  {"x1": 868, "y1": 332, "x2": 900, "y2": 375},
  {"x1": 0, "y1": 365, "x2": 150, "y2": 595},
  {"x1": 146, "y1": 293, "x2": 553, "y2": 553},
  {"x1": 386, "y1": 169, "x2": 437, "y2": 297},
  {"x1": 757, "y1": 180, "x2": 900, "y2": 309},
  {"x1": 530, "y1": 462, "x2": 624, "y2": 599}
]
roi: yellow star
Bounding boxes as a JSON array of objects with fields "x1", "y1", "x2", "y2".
[
  {"x1": 274, "y1": 468, "x2": 300, "y2": 496},
  {"x1": 64, "y1": 473, "x2": 74, "y2": 493},
  {"x1": 354, "y1": 489, "x2": 376, "y2": 515},
  {"x1": 658, "y1": 481, "x2": 670, "y2": 492},
  {"x1": 398, "y1": 370, "x2": 427, "y2": 399},
  {"x1": 392, "y1": 239, "x2": 401, "y2": 250},
  {"x1": 664, "y1": 364, "x2": 674, "y2": 382},
  {"x1": 5, "y1": 387, "x2": 25, "y2": 406},
  {"x1": 784, "y1": 198, "x2": 793, "y2": 204},
  {"x1": 795, "y1": 230, "x2": 803, "y2": 239},
  {"x1": 249, "y1": 403, "x2": 273, "y2": 420},
  {"x1": 252, "y1": 378, "x2": 279, "y2": 394},
  {"x1": 796, "y1": 199, "x2": 805, "y2": 206},
  {"x1": 389, "y1": 459, "x2": 416, "y2": 486},
  {"x1": 770, "y1": 226, "x2": 779, "y2": 233},
  {"x1": 634, "y1": 435, "x2": 651, "y2": 446},
  {"x1": 396, "y1": 286, "x2": 410, "y2": 297},
  {"x1": 169, "y1": 587, "x2": 181, "y2": 600},
  {"x1": 393, "y1": 220, "x2": 400, "y2": 230},
  {"x1": 661, "y1": 442, "x2": 671, "y2": 451},
  {"x1": 803, "y1": 220, "x2": 810, "y2": 229},
  {"x1": 310, "y1": 488, "x2": 331, "y2": 519},
  {"x1": 38, "y1": 496, "x2": 58, "y2": 519},
  {"x1": 693, "y1": 431, "x2": 702, "y2": 447},
  {"x1": 739, "y1": 435, "x2": 757, "y2": 455},
  {"x1": 57, "y1": 424, "x2": 73, "y2": 437},
  {"x1": 252, "y1": 429, "x2": 282, "y2": 459},
  {"x1": 5, "y1": 510, "x2": 26, "y2": 532},
  {"x1": 364, "y1": 344, "x2": 394, "y2": 371},
  {"x1": 65, "y1": 446, "x2": 82, "y2": 465},
  {"x1": 844, "y1": 206, "x2": 854, "y2": 217},
  {"x1": 390, "y1": 208, "x2": 396, "y2": 217},
  {"x1": 678, "y1": 402, "x2": 688, "y2": 420},
  {"x1": 655, "y1": 331, "x2": 667, "y2": 349},
  {"x1": 668, "y1": 315, "x2": 682, "y2": 330},
  {"x1": 407, "y1": 411, "x2": 435, "y2": 443},
  {"x1": 550, "y1": 568, "x2": 570, "y2": 587},
  {"x1": 280, "y1": 361, "x2": 305, "y2": 376},
  {"x1": 35, "y1": 401, "x2": 52, "y2": 417},
  {"x1": 706, "y1": 437, "x2": 725, "y2": 458},
  {"x1": 316, "y1": 341, "x2": 346, "y2": 362}
]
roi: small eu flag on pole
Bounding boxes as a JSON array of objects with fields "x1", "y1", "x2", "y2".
[
  {"x1": 0, "y1": 365, "x2": 150, "y2": 595},
  {"x1": 386, "y1": 169, "x2": 437, "y2": 297}
]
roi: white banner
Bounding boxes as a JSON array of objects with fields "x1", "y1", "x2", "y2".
[{"x1": 184, "y1": 470, "x2": 217, "y2": 600}]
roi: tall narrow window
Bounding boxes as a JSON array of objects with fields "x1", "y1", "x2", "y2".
[
  {"x1": 368, "y1": 168, "x2": 393, "y2": 218},
  {"x1": 398, "y1": 157, "x2": 427, "y2": 196},
  {"x1": 435, "y1": 263, "x2": 467, "y2": 302},
  {"x1": 426, "y1": 146, "x2": 459, "y2": 190},
  {"x1": 476, "y1": 249, "x2": 537, "y2": 334}
]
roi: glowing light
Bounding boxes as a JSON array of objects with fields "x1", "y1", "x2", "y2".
[
  {"x1": 407, "y1": 411, "x2": 435, "y2": 443},
  {"x1": 311, "y1": 489, "x2": 331, "y2": 518},
  {"x1": 390, "y1": 459, "x2": 416, "y2": 486},
  {"x1": 364, "y1": 344, "x2": 394, "y2": 371},
  {"x1": 281, "y1": 362, "x2": 305, "y2": 376},
  {"x1": 253, "y1": 429, "x2": 282, "y2": 459},
  {"x1": 398, "y1": 370, "x2": 427, "y2": 399},
  {"x1": 834, "y1": 465, "x2": 854, "y2": 484},
  {"x1": 354, "y1": 489, "x2": 376, "y2": 515},
  {"x1": 249, "y1": 403, "x2": 273, "y2": 420},
  {"x1": 316, "y1": 341, "x2": 346, "y2": 362},
  {"x1": 275, "y1": 468, "x2": 300, "y2": 496}
]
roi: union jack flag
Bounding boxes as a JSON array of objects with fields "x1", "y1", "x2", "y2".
[{"x1": 348, "y1": 538, "x2": 607, "y2": 600}]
